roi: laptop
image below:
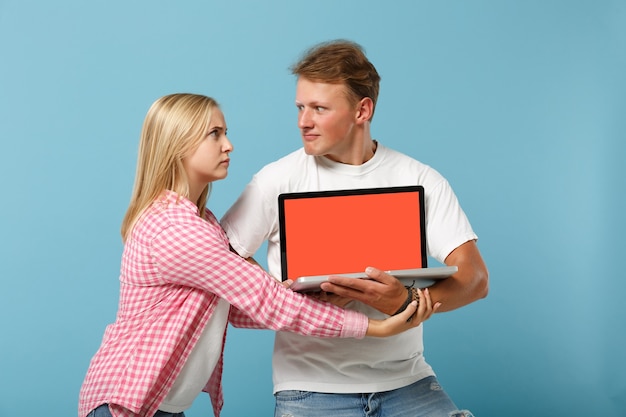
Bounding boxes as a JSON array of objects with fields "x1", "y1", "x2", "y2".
[{"x1": 278, "y1": 185, "x2": 457, "y2": 292}]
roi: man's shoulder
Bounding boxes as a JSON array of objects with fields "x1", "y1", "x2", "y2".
[
  {"x1": 378, "y1": 143, "x2": 436, "y2": 171},
  {"x1": 378, "y1": 143, "x2": 421, "y2": 163}
]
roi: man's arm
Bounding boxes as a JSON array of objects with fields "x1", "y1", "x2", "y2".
[
  {"x1": 426, "y1": 240, "x2": 488, "y2": 312},
  {"x1": 320, "y1": 240, "x2": 489, "y2": 315}
]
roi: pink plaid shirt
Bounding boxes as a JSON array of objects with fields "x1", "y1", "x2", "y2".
[{"x1": 78, "y1": 190, "x2": 367, "y2": 417}]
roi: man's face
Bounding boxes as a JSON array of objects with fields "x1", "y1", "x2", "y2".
[{"x1": 295, "y1": 78, "x2": 359, "y2": 163}]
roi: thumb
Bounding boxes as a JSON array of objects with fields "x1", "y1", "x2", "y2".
[{"x1": 396, "y1": 300, "x2": 418, "y2": 323}]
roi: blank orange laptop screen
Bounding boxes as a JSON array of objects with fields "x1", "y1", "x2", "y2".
[{"x1": 278, "y1": 186, "x2": 426, "y2": 280}]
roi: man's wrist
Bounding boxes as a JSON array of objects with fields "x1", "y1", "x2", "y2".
[
  {"x1": 392, "y1": 288, "x2": 413, "y2": 316},
  {"x1": 392, "y1": 287, "x2": 420, "y2": 316}
]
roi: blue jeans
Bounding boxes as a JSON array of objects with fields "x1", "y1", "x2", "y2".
[
  {"x1": 87, "y1": 404, "x2": 185, "y2": 417},
  {"x1": 274, "y1": 376, "x2": 474, "y2": 417}
]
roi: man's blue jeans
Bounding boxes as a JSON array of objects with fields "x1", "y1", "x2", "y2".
[
  {"x1": 274, "y1": 376, "x2": 474, "y2": 417},
  {"x1": 87, "y1": 404, "x2": 185, "y2": 417}
]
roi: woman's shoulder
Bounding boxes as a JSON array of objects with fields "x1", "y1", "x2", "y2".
[{"x1": 134, "y1": 193, "x2": 208, "y2": 235}]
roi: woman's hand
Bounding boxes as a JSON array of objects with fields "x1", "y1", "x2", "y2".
[{"x1": 366, "y1": 288, "x2": 441, "y2": 337}]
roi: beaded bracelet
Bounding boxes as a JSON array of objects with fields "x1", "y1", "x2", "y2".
[{"x1": 392, "y1": 287, "x2": 420, "y2": 316}]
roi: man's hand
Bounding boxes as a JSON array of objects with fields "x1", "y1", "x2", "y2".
[
  {"x1": 319, "y1": 267, "x2": 408, "y2": 315},
  {"x1": 366, "y1": 288, "x2": 441, "y2": 337},
  {"x1": 306, "y1": 290, "x2": 352, "y2": 308}
]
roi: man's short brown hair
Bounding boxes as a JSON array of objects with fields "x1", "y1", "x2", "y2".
[{"x1": 290, "y1": 40, "x2": 381, "y2": 118}]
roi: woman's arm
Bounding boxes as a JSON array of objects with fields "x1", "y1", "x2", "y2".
[{"x1": 153, "y1": 219, "x2": 437, "y2": 339}]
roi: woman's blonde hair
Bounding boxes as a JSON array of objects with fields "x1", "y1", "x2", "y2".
[{"x1": 121, "y1": 93, "x2": 219, "y2": 241}]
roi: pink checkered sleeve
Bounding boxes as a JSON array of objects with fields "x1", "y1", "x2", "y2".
[
  {"x1": 227, "y1": 297, "x2": 366, "y2": 338},
  {"x1": 151, "y1": 214, "x2": 367, "y2": 339}
]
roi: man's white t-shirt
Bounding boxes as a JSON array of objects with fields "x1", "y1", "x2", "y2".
[{"x1": 221, "y1": 143, "x2": 477, "y2": 394}]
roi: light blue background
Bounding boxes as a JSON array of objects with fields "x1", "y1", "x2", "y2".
[{"x1": 1, "y1": 1, "x2": 624, "y2": 416}]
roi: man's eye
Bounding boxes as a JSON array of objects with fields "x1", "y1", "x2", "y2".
[{"x1": 316, "y1": 106, "x2": 325, "y2": 112}]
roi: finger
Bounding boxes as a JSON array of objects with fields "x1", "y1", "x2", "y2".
[
  {"x1": 416, "y1": 288, "x2": 426, "y2": 316},
  {"x1": 363, "y1": 267, "x2": 398, "y2": 284},
  {"x1": 306, "y1": 291, "x2": 323, "y2": 300},
  {"x1": 282, "y1": 279, "x2": 294, "y2": 288},
  {"x1": 320, "y1": 281, "x2": 365, "y2": 297},
  {"x1": 396, "y1": 300, "x2": 418, "y2": 325},
  {"x1": 322, "y1": 275, "x2": 390, "y2": 298},
  {"x1": 423, "y1": 288, "x2": 433, "y2": 313},
  {"x1": 325, "y1": 293, "x2": 352, "y2": 307},
  {"x1": 421, "y1": 288, "x2": 439, "y2": 320},
  {"x1": 416, "y1": 288, "x2": 432, "y2": 321},
  {"x1": 325, "y1": 268, "x2": 397, "y2": 288}
]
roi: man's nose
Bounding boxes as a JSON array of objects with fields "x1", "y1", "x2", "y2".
[{"x1": 298, "y1": 108, "x2": 312, "y2": 129}]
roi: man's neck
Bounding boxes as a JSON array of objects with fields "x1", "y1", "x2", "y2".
[{"x1": 324, "y1": 137, "x2": 378, "y2": 166}]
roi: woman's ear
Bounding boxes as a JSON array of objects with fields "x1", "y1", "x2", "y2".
[{"x1": 355, "y1": 97, "x2": 374, "y2": 124}]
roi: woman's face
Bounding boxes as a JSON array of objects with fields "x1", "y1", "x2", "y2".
[{"x1": 183, "y1": 107, "x2": 233, "y2": 189}]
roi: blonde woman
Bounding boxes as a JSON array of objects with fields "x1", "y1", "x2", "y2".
[{"x1": 78, "y1": 93, "x2": 439, "y2": 417}]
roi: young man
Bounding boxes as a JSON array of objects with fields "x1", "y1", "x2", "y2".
[{"x1": 221, "y1": 40, "x2": 489, "y2": 417}]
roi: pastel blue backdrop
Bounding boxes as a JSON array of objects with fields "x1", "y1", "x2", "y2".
[{"x1": 1, "y1": 1, "x2": 624, "y2": 416}]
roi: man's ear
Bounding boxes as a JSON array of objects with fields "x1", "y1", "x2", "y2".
[{"x1": 355, "y1": 97, "x2": 374, "y2": 124}]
